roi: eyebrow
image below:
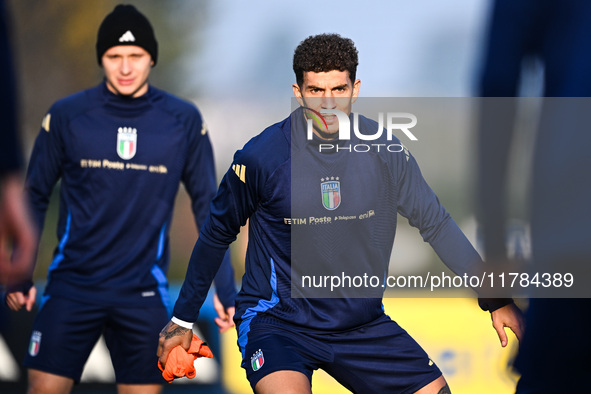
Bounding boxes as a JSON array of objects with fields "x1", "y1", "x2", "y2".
[
  {"x1": 306, "y1": 84, "x2": 349, "y2": 91},
  {"x1": 105, "y1": 52, "x2": 145, "y2": 57}
]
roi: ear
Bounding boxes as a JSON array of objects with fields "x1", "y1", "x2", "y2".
[
  {"x1": 351, "y1": 79, "x2": 361, "y2": 104},
  {"x1": 292, "y1": 83, "x2": 305, "y2": 107}
]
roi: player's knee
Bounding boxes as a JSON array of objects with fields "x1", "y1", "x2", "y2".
[
  {"x1": 437, "y1": 383, "x2": 452, "y2": 394},
  {"x1": 27, "y1": 369, "x2": 74, "y2": 394},
  {"x1": 254, "y1": 370, "x2": 311, "y2": 394},
  {"x1": 413, "y1": 376, "x2": 450, "y2": 394}
]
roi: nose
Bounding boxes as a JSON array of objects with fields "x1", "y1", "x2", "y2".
[
  {"x1": 120, "y1": 57, "x2": 131, "y2": 75},
  {"x1": 321, "y1": 91, "x2": 336, "y2": 109}
]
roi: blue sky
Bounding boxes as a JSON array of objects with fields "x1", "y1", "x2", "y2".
[{"x1": 189, "y1": 0, "x2": 492, "y2": 98}]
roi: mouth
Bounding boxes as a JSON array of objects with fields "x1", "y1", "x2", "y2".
[
  {"x1": 118, "y1": 78, "x2": 135, "y2": 86},
  {"x1": 321, "y1": 114, "x2": 337, "y2": 124}
]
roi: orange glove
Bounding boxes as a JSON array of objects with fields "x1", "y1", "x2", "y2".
[{"x1": 158, "y1": 334, "x2": 213, "y2": 383}]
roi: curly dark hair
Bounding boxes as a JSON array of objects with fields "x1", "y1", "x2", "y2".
[{"x1": 293, "y1": 33, "x2": 359, "y2": 87}]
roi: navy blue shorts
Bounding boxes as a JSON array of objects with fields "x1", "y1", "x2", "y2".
[
  {"x1": 24, "y1": 296, "x2": 168, "y2": 384},
  {"x1": 239, "y1": 314, "x2": 442, "y2": 393}
]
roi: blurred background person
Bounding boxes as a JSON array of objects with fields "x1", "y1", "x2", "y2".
[
  {"x1": 0, "y1": 0, "x2": 36, "y2": 290},
  {"x1": 477, "y1": 0, "x2": 591, "y2": 391},
  {"x1": 5, "y1": 4, "x2": 235, "y2": 394}
]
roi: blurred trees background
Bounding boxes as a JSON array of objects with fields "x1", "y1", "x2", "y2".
[{"x1": 8, "y1": 0, "x2": 210, "y2": 146}]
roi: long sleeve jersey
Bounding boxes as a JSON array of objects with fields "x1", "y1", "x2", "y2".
[
  {"x1": 173, "y1": 107, "x2": 484, "y2": 335},
  {"x1": 26, "y1": 82, "x2": 234, "y2": 308}
]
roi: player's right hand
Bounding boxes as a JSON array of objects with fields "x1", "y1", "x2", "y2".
[
  {"x1": 157, "y1": 320, "x2": 193, "y2": 369},
  {"x1": 5, "y1": 286, "x2": 37, "y2": 311},
  {"x1": 158, "y1": 333, "x2": 213, "y2": 383}
]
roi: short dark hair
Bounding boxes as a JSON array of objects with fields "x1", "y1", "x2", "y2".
[{"x1": 293, "y1": 33, "x2": 359, "y2": 87}]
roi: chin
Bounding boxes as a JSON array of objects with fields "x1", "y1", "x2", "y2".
[{"x1": 117, "y1": 87, "x2": 137, "y2": 96}]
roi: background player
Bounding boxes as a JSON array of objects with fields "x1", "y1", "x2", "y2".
[
  {"x1": 5, "y1": 4, "x2": 235, "y2": 394},
  {"x1": 0, "y1": 0, "x2": 36, "y2": 289},
  {"x1": 477, "y1": 0, "x2": 591, "y2": 391},
  {"x1": 158, "y1": 33, "x2": 523, "y2": 393}
]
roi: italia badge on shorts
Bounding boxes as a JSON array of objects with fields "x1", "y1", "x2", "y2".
[
  {"x1": 321, "y1": 177, "x2": 340, "y2": 210},
  {"x1": 117, "y1": 127, "x2": 137, "y2": 160},
  {"x1": 251, "y1": 349, "x2": 264, "y2": 372},
  {"x1": 29, "y1": 330, "x2": 42, "y2": 357}
]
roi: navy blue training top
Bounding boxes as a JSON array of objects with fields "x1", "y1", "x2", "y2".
[
  {"x1": 173, "y1": 107, "x2": 483, "y2": 334},
  {"x1": 26, "y1": 82, "x2": 235, "y2": 308}
]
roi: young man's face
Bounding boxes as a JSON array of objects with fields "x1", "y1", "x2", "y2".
[
  {"x1": 293, "y1": 70, "x2": 360, "y2": 139},
  {"x1": 102, "y1": 45, "x2": 153, "y2": 98}
]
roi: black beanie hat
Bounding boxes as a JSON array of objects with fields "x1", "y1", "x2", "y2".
[{"x1": 96, "y1": 4, "x2": 158, "y2": 66}]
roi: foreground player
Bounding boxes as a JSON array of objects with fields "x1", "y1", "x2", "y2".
[
  {"x1": 159, "y1": 34, "x2": 523, "y2": 393},
  {"x1": 6, "y1": 5, "x2": 235, "y2": 394}
]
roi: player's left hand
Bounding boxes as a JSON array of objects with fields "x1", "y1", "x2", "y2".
[
  {"x1": 213, "y1": 292, "x2": 235, "y2": 333},
  {"x1": 5, "y1": 285, "x2": 36, "y2": 311},
  {"x1": 490, "y1": 302, "x2": 524, "y2": 347}
]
